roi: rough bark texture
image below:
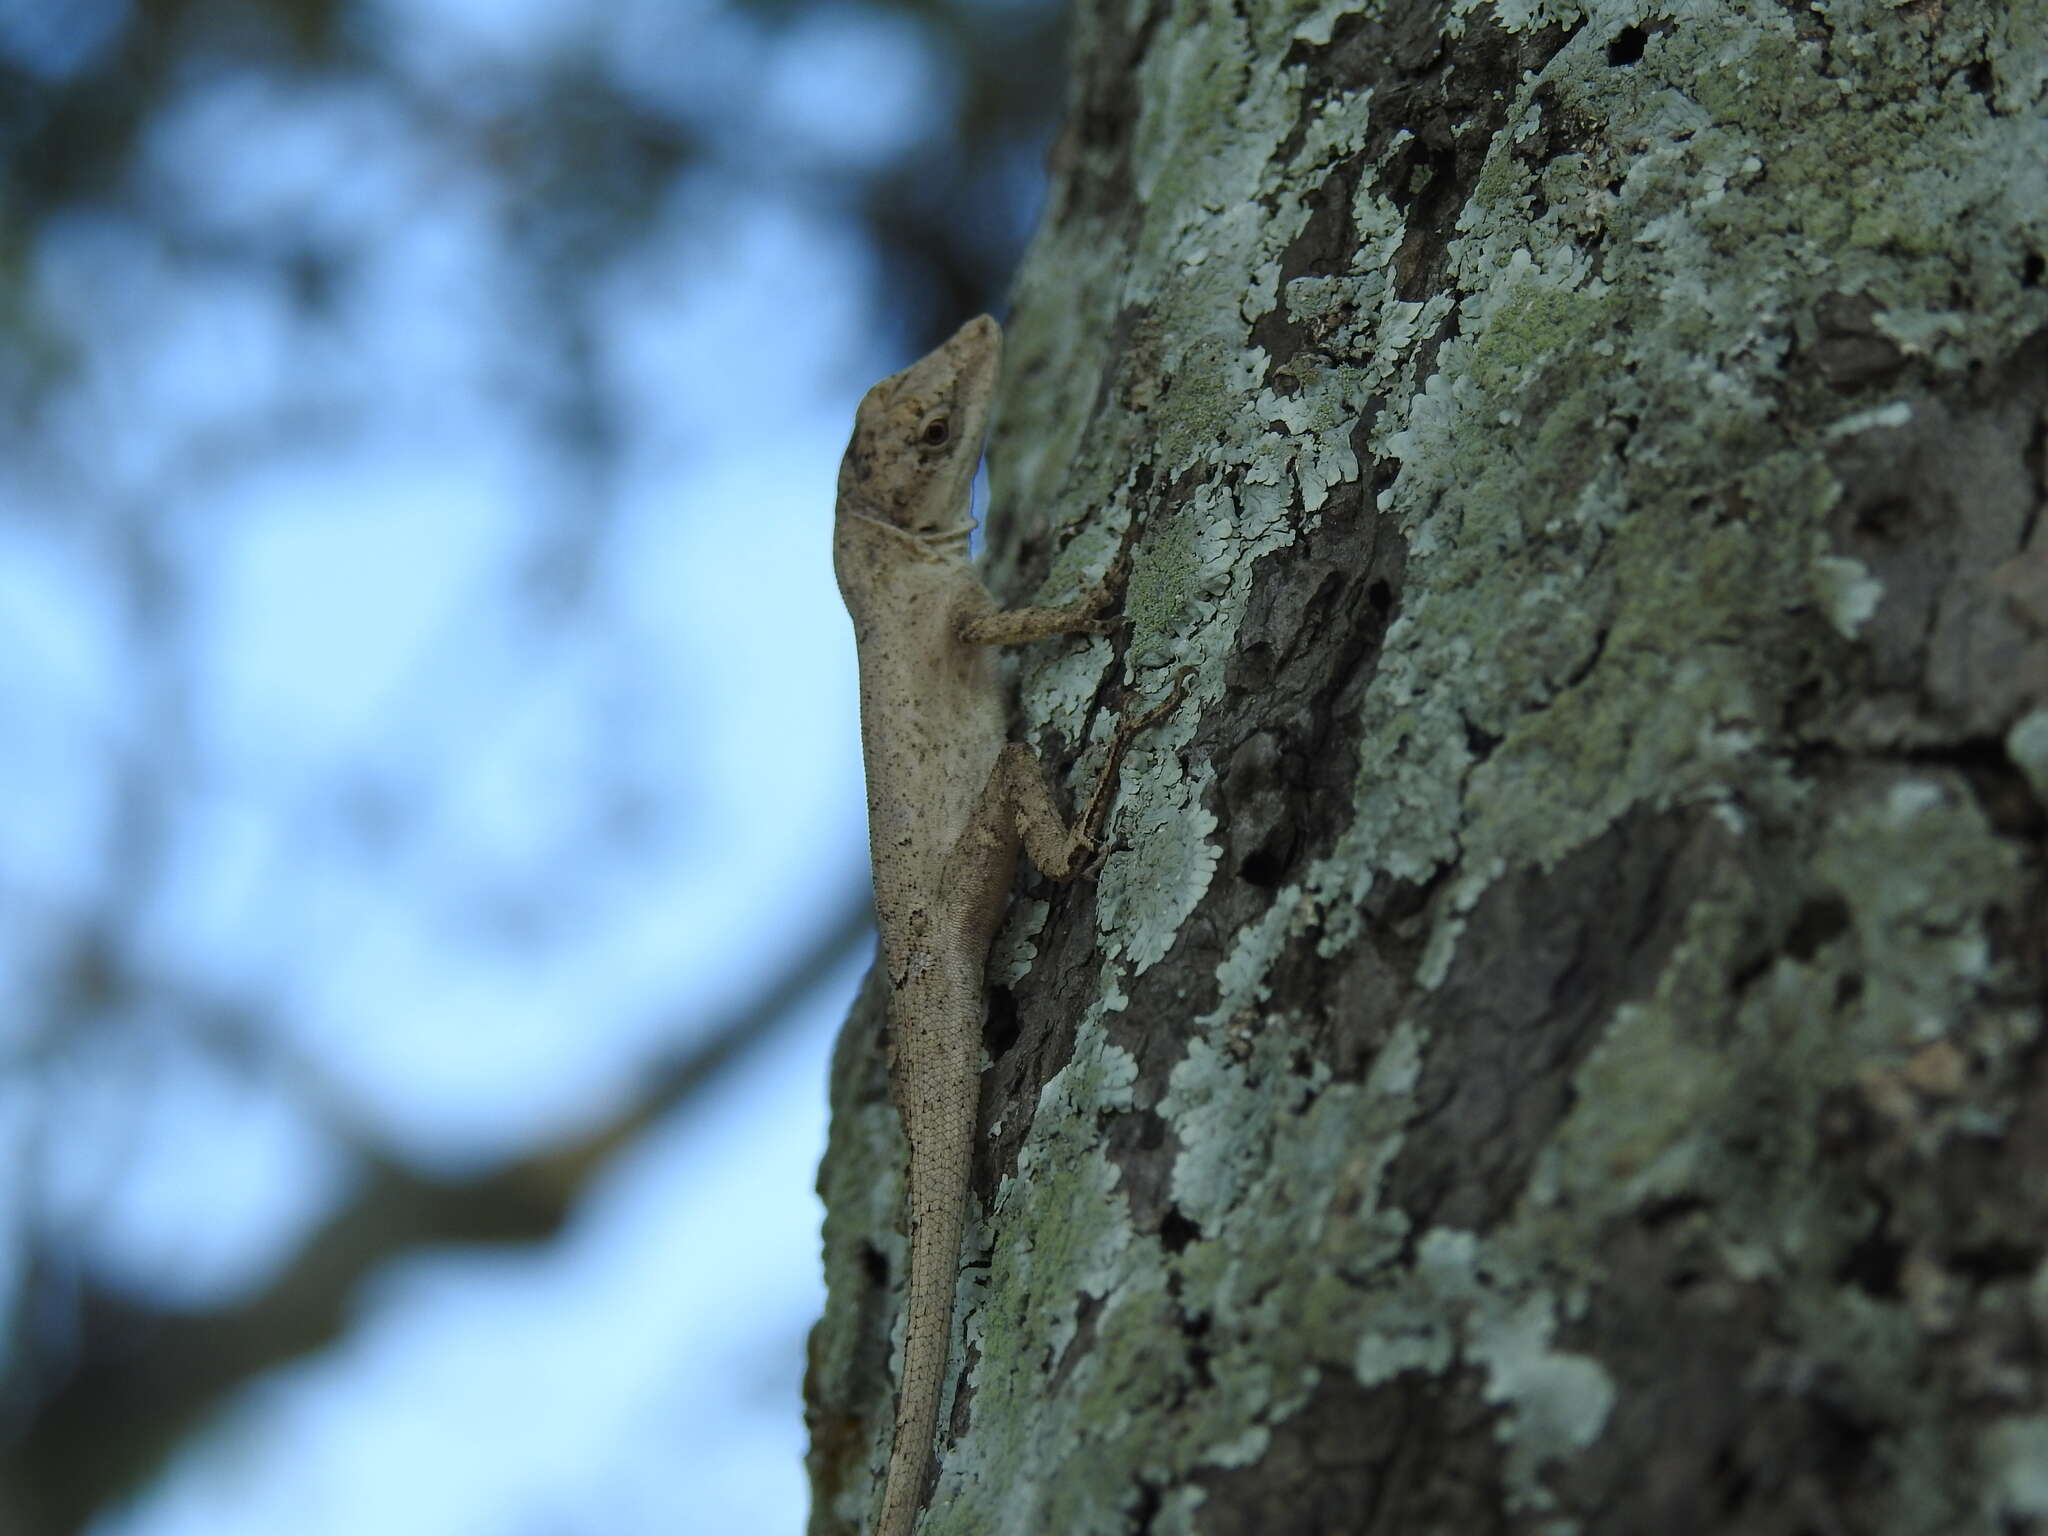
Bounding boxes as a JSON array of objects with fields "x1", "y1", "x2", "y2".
[{"x1": 806, "y1": 2, "x2": 2048, "y2": 1533}]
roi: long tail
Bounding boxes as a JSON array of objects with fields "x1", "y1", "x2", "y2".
[{"x1": 874, "y1": 981, "x2": 978, "y2": 1536}]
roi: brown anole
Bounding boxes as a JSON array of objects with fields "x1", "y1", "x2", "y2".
[{"x1": 835, "y1": 315, "x2": 1184, "y2": 1536}]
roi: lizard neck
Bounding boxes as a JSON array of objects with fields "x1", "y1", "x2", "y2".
[{"x1": 838, "y1": 500, "x2": 975, "y2": 555}]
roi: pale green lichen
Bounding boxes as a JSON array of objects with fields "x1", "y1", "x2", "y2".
[
  {"x1": 1814, "y1": 777, "x2": 2017, "y2": 1041},
  {"x1": 1470, "y1": 1295, "x2": 1617, "y2": 1505},
  {"x1": 2008, "y1": 709, "x2": 2048, "y2": 806},
  {"x1": 1097, "y1": 757, "x2": 1219, "y2": 974},
  {"x1": 1529, "y1": 999, "x2": 1739, "y2": 1213},
  {"x1": 1810, "y1": 548, "x2": 1884, "y2": 638},
  {"x1": 1199, "y1": 887, "x2": 1305, "y2": 1026},
  {"x1": 1020, "y1": 632, "x2": 1123, "y2": 747},
  {"x1": 1348, "y1": 1225, "x2": 1616, "y2": 1502},
  {"x1": 1982, "y1": 1417, "x2": 2048, "y2": 1520},
  {"x1": 990, "y1": 895, "x2": 1051, "y2": 987}
]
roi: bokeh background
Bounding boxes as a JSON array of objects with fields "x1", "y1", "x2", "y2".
[{"x1": 0, "y1": 0, "x2": 1065, "y2": 1531}]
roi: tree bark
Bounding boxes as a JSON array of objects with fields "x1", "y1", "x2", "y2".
[{"x1": 807, "y1": 3, "x2": 2048, "y2": 1533}]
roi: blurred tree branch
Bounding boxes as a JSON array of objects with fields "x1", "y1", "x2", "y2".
[
  {"x1": 0, "y1": 0, "x2": 1064, "y2": 1531},
  {"x1": 0, "y1": 880, "x2": 875, "y2": 1536}
]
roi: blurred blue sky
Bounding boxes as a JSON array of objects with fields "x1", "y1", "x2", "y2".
[{"x1": 0, "y1": 0, "x2": 1059, "y2": 1530}]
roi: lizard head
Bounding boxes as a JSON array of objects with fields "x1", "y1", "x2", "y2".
[{"x1": 836, "y1": 313, "x2": 1000, "y2": 541}]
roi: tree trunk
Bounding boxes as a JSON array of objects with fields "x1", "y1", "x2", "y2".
[{"x1": 806, "y1": 3, "x2": 2048, "y2": 1532}]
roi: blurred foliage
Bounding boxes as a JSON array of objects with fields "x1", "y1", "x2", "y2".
[
  {"x1": 0, "y1": 0, "x2": 1065, "y2": 1530},
  {"x1": 0, "y1": 0, "x2": 1059, "y2": 330}
]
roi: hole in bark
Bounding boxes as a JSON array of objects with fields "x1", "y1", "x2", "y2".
[
  {"x1": 984, "y1": 986, "x2": 1019, "y2": 1056},
  {"x1": 1606, "y1": 24, "x2": 1647, "y2": 65},
  {"x1": 1131, "y1": 1479, "x2": 1162, "y2": 1534},
  {"x1": 1160, "y1": 1207, "x2": 1203, "y2": 1253},
  {"x1": 2024, "y1": 251, "x2": 2045, "y2": 289},
  {"x1": 1786, "y1": 896, "x2": 1850, "y2": 960},
  {"x1": 1835, "y1": 1227, "x2": 1903, "y2": 1298},
  {"x1": 1239, "y1": 844, "x2": 1291, "y2": 888},
  {"x1": 1853, "y1": 496, "x2": 1914, "y2": 539},
  {"x1": 861, "y1": 1242, "x2": 889, "y2": 1287}
]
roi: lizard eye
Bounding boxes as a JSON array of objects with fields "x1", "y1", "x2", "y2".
[{"x1": 921, "y1": 417, "x2": 950, "y2": 447}]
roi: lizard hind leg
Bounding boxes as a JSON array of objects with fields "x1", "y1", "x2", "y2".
[
  {"x1": 1061, "y1": 666, "x2": 1192, "y2": 875},
  {"x1": 977, "y1": 666, "x2": 1192, "y2": 888},
  {"x1": 932, "y1": 733, "x2": 1110, "y2": 939}
]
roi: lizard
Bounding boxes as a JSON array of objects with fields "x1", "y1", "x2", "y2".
[{"x1": 835, "y1": 313, "x2": 1185, "y2": 1536}]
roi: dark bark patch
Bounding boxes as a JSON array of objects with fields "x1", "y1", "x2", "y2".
[
  {"x1": 1783, "y1": 894, "x2": 1851, "y2": 960},
  {"x1": 1269, "y1": 903, "x2": 1416, "y2": 1090},
  {"x1": 1277, "y1": 1, "x2": 1451, "y2": 168},
  {"x1": 1129, "y1": 1477, "x2": 1163, "y2": 1533},
  {"x1": 1833, "y1": 1217, "x2": 1905, "y2": 1300},
  {"x1": 860, "y1": 1241, "x2": 890, "y2": 1289},
  {"x1": 1222, "y1": 729, "x2": 1298, "y2": 888},
  {"x1": 1196, "y1": 1368, "x2": 1510, "y2": 1536},
  {"x1": 1219, "y1": 482, "x2": 1404, "y2": 886},
  {"x1": 1374, "y1": 15, "x2": 1580, "y2": 302},
  {"x1": 1800, "y1": 291, "x2": 1906, "y2": 394},
  {"x1": 1554, "y1": 1224, "x2": 1877, "y2": 1536},
  {"x1": 1511, "y1": 80, "x2": 1606, "y2": 187},
  {"x1": 1948, "y1": 1239, "x2": 2040, "y2": 1285},
  {"x1": 1277, "y1": 6, "x2": 1579, "y2": 305},
  {"x1": 985, "y1": 888, "x2": 1111, "y2": 1178},
  {"x1": 1250, "y1": 153, "x2": 1368, "y2": 372},
  {"x1": 1386, "y1": 808, "x2": 1707, "y2": 1233},
  {"x1": 983, "y1": 981, "x2": 1021, "y2": 1058},
  {"x1": 1901, "y1": 735, "x2": 2048, "y2": 841}
]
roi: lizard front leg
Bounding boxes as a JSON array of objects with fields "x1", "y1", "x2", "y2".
[{"x1": 953, "y1": 513, "x2": 1142, "y2": 645}]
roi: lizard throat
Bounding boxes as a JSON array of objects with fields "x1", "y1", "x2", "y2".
[{"x1": 841, "y1": 503, "x2": 976, "y2": 554}]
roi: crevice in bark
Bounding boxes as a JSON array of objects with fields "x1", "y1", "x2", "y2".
[
  {"x1": 1834, "y1": 1204, "x2": 1905, "y2": 1299},
  {"x1": 1047, "y1": 1291, "x2": 1104, "y2": 1398},
  {"x1": 1130, "y1": 1477, "x2": 1163, "y2": 1534}
]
